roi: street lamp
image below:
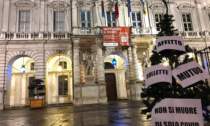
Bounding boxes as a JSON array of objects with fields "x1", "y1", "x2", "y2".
[
  {"x1": 112, "y1": 58, "x2": 117, "y2": 66},
  {"x1": 21, "y1": 56, "x2": 25, "y2": 73}
]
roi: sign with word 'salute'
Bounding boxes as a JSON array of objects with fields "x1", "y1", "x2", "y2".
[
  {"x1": 145, "y1": 64, "x2": 172, "y2": 87},
  {"x1": 156, "y1": 36, "x2": 185, "y2": 53},
  {"x1": 172, "y1": 61, "x2": 210, "y2": 88},
  {"x1": 152, "y1": 98, "x2": 203, "y2": 126},
  {"x1": 102, "y1": 27, "x2": 130, "y2": 46}
]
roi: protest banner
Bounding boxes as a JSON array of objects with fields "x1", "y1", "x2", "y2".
[
  {"x1": 172, "y1": 61, "x2": 210, "y2": 88},
  {"x1": 145, "y1": 64, "x2": 172, "y2": 87},
  {"x1": 152, "y1": 98, "x2": 203, "y2": 126},
  {"x1": 102, "y1": 27, "x2": 130, "y2": 46},
  {"x1": 156, "y1": 36, "x2": 185, "y2": 53}
]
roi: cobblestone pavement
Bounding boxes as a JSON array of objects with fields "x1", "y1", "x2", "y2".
[{"x1": 0, "y1": 101, "x2": 209, "y2": 126}]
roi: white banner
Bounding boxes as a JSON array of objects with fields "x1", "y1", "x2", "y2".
[
  {"x1": 145, "y1": 64, "x2": 172, "y2": 87},
  {"x1": 156, "y1": 36, "x2": 185, "y2": 53},
  {"x1": 172, "y1": 61, "x2": 210, "y2": 88},
  {"x1": 152, "y1": 98, "x2": 203, "y2": 126}
]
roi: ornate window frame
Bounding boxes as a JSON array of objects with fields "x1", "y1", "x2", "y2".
[
  {"x1": 177, "y1": 3, "x2": 196, "y2": 32},
  {"x1": 48, "y1": 1, "x2": 70, "y2": 32},
  {"x1": 76, "y1": 1, "x2": 94, "y2": 28},
  {"x1": 203, "y1": 5, "x2": 210, "y2": 30},
  {"x1": 131, "y1": 11, "x2": 142, "y2": 27},
  {"x1": 130, "y1": 1, "x2": 144, "y2": 27},
  {"x1": 13, "y1": 0, "x2": 36, "y2": 32},
  {"x1": 149, "y1": 3, "x2": 166, "y2": 32}
]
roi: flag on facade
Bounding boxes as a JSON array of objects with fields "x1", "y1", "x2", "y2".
[
  {"x1": 128, "y1": 0, "x2": 131, "y2": 17},
  {"x1": 101, "y1": 0, "x2": 105, "y2": 18},
  {"x1": 142, "y1": 0, "x2": 146, "y2": 16},
  {"x1": 115, "y1": 0, "x2": 119, "y2": 19}
]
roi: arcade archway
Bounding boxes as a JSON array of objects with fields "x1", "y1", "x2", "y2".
[
  {"x1": 46, "y1": 54, "x2": 73, "y2": 105},
  {"x1": 104, "y1": 54, "x2": 128, "y2": 101}
]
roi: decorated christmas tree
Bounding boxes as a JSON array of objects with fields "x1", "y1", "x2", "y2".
[{"x1": 141, "y1": 0, "x2": 210, "y2": 120}]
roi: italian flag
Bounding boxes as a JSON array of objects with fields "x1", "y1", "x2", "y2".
[
  {"x1": 101, "y1": 0, "x2": 105, "y2": 17},
  {"x1": 115, "y1": 0, "x2": 119, "y2": 19}
]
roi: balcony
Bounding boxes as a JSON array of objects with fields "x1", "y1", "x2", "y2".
[
  {"x1": 178, "y1": 31, "x2": 210, "y2": 38},
  {"x1": 2, "y1": 29, "x2": 210, "y2": 41},
  {"x1": 0, "y1": 32, "x2": 71, "y2": 40},
  {"x1": 130, "y1": 27, "x2": 152, "y2": 35},
  {"x1": 72, "y1": 27, "x2": 153, "y2": 36},
  {"x1": 72, "y1": 27, "x2": 102, "y2": 35}
]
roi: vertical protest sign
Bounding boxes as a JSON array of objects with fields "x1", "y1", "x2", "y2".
[
  {"x1": 152, "y1": 98, "x2": 203, "y2": 126},
  {"x1": 145, "y1": 64, "x2": 172, "y2": 87},
  {"x1": 172, "y1": 61, "x2": 210, "y2": 88}
]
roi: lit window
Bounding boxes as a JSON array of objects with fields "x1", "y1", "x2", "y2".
[
  {"x1": 30, "y1": 62, "x2": 35, "y2": 71},
  {"x1": 81, "y1": 11, "x2": 91, "y2": 27},
  {"x1": 132, "y1": 12, "x2": 141, "y2": 27},
  {"x1": 19, "y1": 11, "x2": 30, "y2": 32},
  {"x1": 58, "y1": 75, "x2": 68, "y2": 95},
  {"x1": 107, "y1": 12, "x2": 116, "y2": 26},
  {"x1": 59, "y1": 61, "x2": 67, "y2": 69},
  {"x1": 154, "y1": 14, "x2": 163, "y2": 31},
  {"x1": 182, "y1": 13, "x2": 193, "y2": 31},
  {"x1": 54, "y1": 11, "x2": 65, "y2": 32}
]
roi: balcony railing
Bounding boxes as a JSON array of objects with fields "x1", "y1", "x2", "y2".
[
  {"x1": 2, "y1": 29, "x2": 210, "y2": 40},
  {"x1": 0, "y1": 32, "x2": 71, "y2": 40},
  {"x1": 72, "y1": 27, "x2": 102, "y2": 35},
  {"x1": 72, "y1": 27, "x2": 153, "y2": 35},
  {"x1": 130, "y1": 27, "x2": 152, "y2": 35}
]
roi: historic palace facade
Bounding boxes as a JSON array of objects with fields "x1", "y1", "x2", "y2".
[{"x1": 0, "y1": 0, "x2": 209, "y2": 109}]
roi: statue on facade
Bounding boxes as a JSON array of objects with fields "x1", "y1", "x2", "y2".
[{"x1": 85, "y1": 56, "x2": 93, "y2": 75}]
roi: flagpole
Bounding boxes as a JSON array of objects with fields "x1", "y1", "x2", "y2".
[{"x1": 104, "y1": 8, "x2": 107, "y2": 26}]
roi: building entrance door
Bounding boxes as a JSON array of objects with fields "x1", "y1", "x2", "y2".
[{"x1": 105, "y1": 73, "x2": 117, "y2": 101}]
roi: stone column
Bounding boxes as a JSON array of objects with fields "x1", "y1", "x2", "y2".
[
  {"x1": 127, "y1": 47, "x2": 135, "y2": 82},
  {"x1": 40, "y1": 0, "x2": 45, "y2": 32},
  {"x1": 131, "y1": 43, "x2": 139, "y2": 81},
  {"x1": 96, "y1": 39, "x2": 105, "y2": 84},
  {"x1": 73, "y1": 38, "x2": 80, "y2": 84},
  {"x1": 73, "y1": 38, "x2": 82, "y2": 105},
  {"x1": 96, "y1": 38, "x2": 107, "y2": 104},
  {"x1": 0, "y1": 48, "x2": 6, "y2": 110},
  {"x1": 34, "y1": 43, "x2": 46, "y2": 103},
  {"x1": 35, "y1": 50, "x2": 45, "y2": 81},
  {"x1": 130, "y1": 38, "x2": 142, "y2": 101},
  {"x1": 80, "y1": 61, "x2": 85, "y2": 84},
  {"x1": 2, "y1": 0, "x2": 10, "y2": 32}
]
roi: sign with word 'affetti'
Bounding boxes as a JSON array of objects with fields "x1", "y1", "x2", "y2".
[
  {"x1": 172, "y1": 61, "x2": 210, "y2": 88},
  {"x1": 145, "y1": 64, "x2": 172, "y2": 87},
  {"x1": 152, "y1": 98, "x2": 203, "y2": 126},
  {"x1": 156, "y1": 36, "x2": 185, "y2": 53}
]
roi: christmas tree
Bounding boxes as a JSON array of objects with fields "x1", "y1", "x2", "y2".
[{"x1": 141, "y1": 0, "x2": 210, "y2": 120}]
